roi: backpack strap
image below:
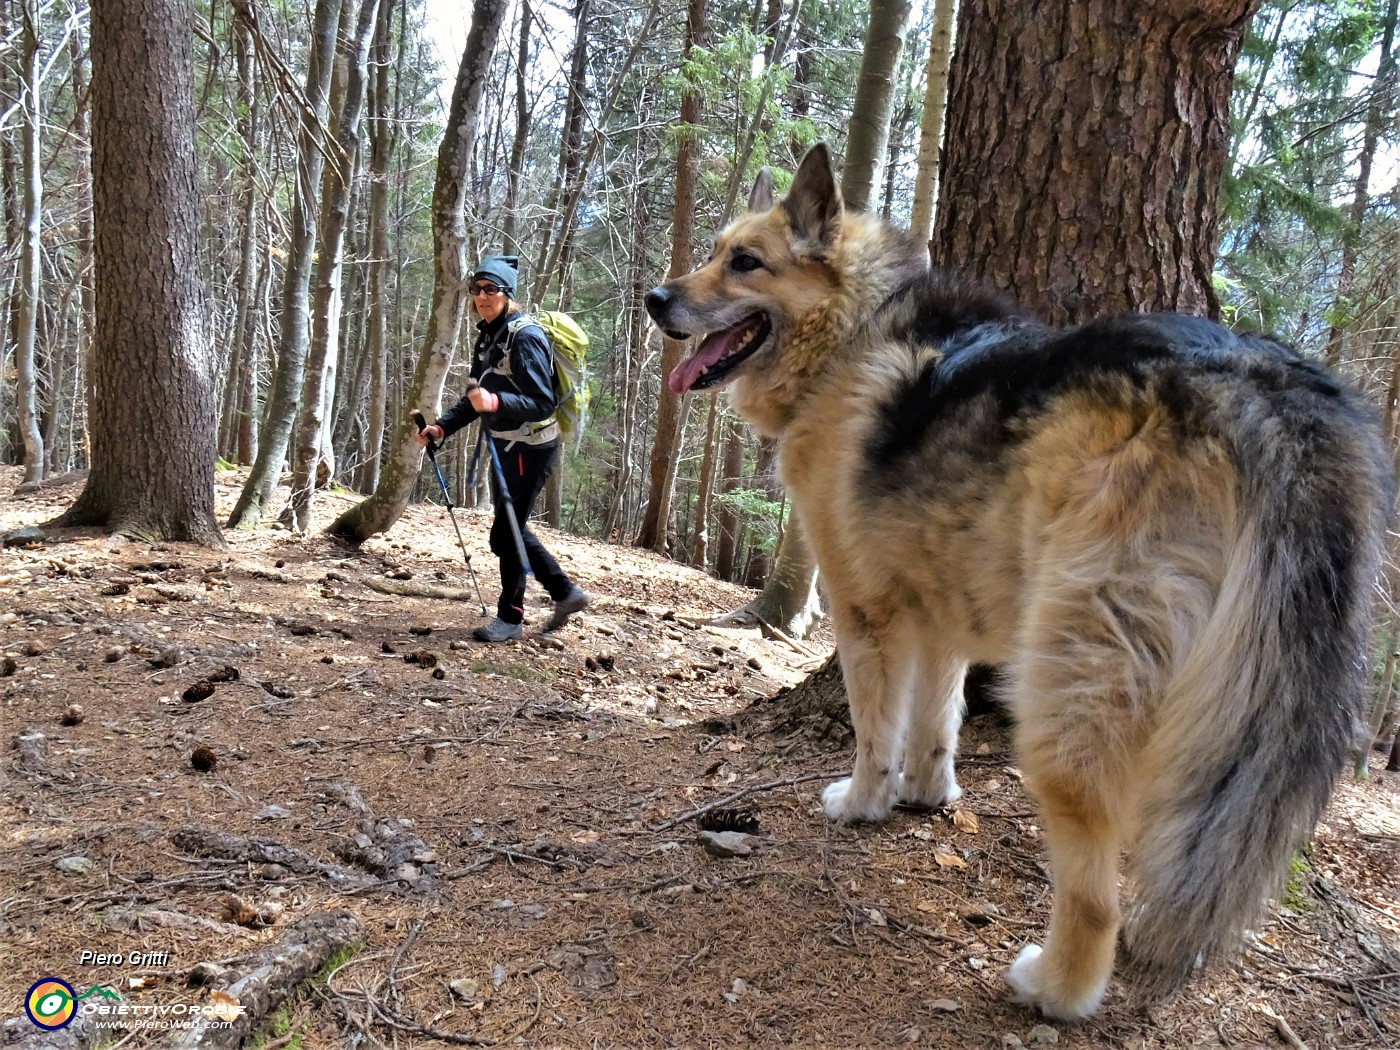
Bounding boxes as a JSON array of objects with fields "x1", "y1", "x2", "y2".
[{"x1": 487, "y1": 315, "x2": 558, "y2": 447}]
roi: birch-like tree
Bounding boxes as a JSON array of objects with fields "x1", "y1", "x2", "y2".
[
  {"x1": 329, "y1": 0, "x2": 509, "y2": 542},
  {"x1": 226, "y1": 0, "x2": 344, "y2": 528}
]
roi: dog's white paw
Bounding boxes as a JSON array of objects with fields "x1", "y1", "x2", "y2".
[
  {"x1": 1005, "y1": 943, "x2": 1104, "y2": 1021},
  {"x1": 821, "y1": 777, "x2": 893, "y2": 823},
  {"x1": 897, "y1": 770, "x2": 962, "y2": 809}
]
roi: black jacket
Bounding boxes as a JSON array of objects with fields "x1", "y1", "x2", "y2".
[{"x1": 437, "y1": 311, "x2": 555, "y2": 443}]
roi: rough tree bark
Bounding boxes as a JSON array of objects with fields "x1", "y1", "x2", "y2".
[
  {"x1": 932, "y1": 0, "x2": 1260, "y2": 324},
  {"x1": 54, "y1": 0, "x2": 221, "y2": 545},
  {"x1": 328, "y1": 0, "x2": 509, "y2": 542}
]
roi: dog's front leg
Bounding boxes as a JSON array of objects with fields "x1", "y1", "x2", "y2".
[
  {"x1": 821, "y1": 607, "x2": 915, "y2": 823},
  {"x1": 898, "y1": 647, "x2": 967, "y2": 809}
]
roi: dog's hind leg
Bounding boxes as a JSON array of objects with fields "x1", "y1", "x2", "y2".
[
  {"x1": 1003, "y1": 579, "x2": 1157, "y2": 1019},
  {"x1": 1005, "y1": 756, "x2": 1123, "y2": 1020},
  {"x1": 822, "y1": 605, "x2": 917, "y2": 823},
  {"x1": 898, "y1": 646, "x2": 967, "y2": 809}
]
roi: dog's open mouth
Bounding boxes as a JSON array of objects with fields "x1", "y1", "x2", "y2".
[{"x1": 667, "y1": 313, "x2": 771, "y2": 393}]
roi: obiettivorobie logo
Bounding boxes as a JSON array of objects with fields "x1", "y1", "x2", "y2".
[
  {"x1": 24, "y1": 979, "x2": 120, "y2": 1030},
  {"x1": 23, "y1": 978, "x2": 241, "y2": 1032}
]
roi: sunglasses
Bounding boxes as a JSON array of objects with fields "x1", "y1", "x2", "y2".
[{"x1": 470, "y1": 283, "x2": 503, "y2": 297}]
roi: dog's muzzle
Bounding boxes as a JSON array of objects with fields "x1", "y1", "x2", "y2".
[{"x1": 644, "y1": 286, "x2": 688, "y2": 341}]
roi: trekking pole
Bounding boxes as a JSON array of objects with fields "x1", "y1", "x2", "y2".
[
  {"x1": 412, "y1": 412, "x2": 488, "y2": 616},
  {"x1": 464, "y1": 380, "x2": 533, "y2": 577}
]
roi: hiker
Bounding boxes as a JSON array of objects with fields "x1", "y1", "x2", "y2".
[{"x1": 415, "y1": 254, "x2": 591, "y2": 642}]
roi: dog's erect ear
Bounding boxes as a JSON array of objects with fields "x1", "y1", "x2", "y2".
[
  {"x1": 783, "y1": 143, "x2": 842, "y2": 254},
  {"x1": 748, "y1": 168, "x2": 774, "y2": 212}
]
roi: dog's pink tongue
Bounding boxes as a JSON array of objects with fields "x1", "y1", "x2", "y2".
[{"x1": 668, "y1": 330, "x2": 737, "y2": 394}]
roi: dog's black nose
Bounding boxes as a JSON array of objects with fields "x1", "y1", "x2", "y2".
[{"x1": 644, "y1": 286, "x2": 670, "y2": 321}]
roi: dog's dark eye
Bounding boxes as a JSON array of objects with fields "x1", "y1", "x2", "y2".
[{"x1": 731, "y1": 252, "x2": 764, "y2": 273}]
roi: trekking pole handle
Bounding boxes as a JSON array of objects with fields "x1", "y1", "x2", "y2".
[{"x1": 411, "y1": 411, "x2": 439, "y2": 454}]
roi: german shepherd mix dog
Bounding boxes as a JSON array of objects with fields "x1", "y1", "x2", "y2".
[{"x1": 646, "y1": 145, "x2": 1392, "y2": 1019}]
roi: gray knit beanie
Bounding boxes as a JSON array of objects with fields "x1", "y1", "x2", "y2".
[{"x1": 472, "y1": 254, "x2": 519, "y2": 296}]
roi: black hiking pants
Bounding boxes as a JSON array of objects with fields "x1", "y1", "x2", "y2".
[{"x1": 488, "y1": 440, "x2": 573, "y2": 624}]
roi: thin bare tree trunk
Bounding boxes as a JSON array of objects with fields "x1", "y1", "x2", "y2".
[
  {"x1": 357, "y1": 0, "x2": 394, "y2": 492},
  {"x1": 908, "y1": 0, "x2": 955, "y2": 248},
  {"x1": 690, "y1": 398, "x2": 721, "y2": 570},
  {"x1": 286, "y1": 0, "x2": 380, "y2": 532},
  {"x1": 329, "y1": 0, "x2": 509, "y2": 542},
  {"x1": 841, "y1": 0, "x2": 914, "y2": 212},
  {"x1": 1323, "y1": 0, "x2": 1395, "y2": 368},
  {"x1": 736, "y1": 0, "x2": 911, "y2": 635},
  {"x1": 501, "y1": 0, "x2": 531, "y2": 255},
  {"x1": 715, "y1": 417, "x2": 744, "y2": 580},
  {"x1": 224, "y1": 16, "x2": 262, "y2": 466},
  {"x1": 68, "y1": 23, "x2": 95, "y2": 465},
  {"x1": 227, "y1": 0, "x2": 343, "y2": 528},
  {"x1": 529, "y1": 0, "x2": 664, "y2": 305},
  {"x1": 531, "y1": 0, "x2": 590, "y2": 305},
  {"x1": 636, "y1": 0, "x2": 708, "y2": 553},
  {"x1": 15, "y1": 0, "x2": 44, "y2": 484}
]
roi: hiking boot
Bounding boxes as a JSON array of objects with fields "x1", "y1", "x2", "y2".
[
  {"x1": 473, "y1": 618, "x2": 523, "y2": 643},
  {"x1": 543, "y1": 585, "x2": 592, "y2": 633}
]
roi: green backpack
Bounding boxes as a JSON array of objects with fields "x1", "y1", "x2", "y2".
[{"x1": 507, "y1": 311, "x2": 591, "y2": 438}]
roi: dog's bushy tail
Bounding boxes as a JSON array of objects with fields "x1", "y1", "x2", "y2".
[{"x1": 1123, "y1": 424, "x2": 1390, "y2": 1001}]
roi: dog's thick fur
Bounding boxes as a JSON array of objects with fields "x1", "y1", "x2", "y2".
[{"x1": 646, "y1": 145, "x2": 1393, "y2": 1019}]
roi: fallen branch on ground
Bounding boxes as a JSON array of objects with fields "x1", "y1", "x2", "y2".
[
  {"x1": 363, "y1": 577, "x2": 477, "y2": 600},
  {"x1": 158, "y1": 910, "x2": 362, "y2": 1049},
  {"x1": 169, "y1": 827, "x2": 375, "y2": 890}
]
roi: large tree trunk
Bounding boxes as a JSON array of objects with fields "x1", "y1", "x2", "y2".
[
  {"x1": 729, "y1": 517, "x2": 821, "y2": 636},
  {"x1": 285, "y1": 0, "x2": 380, "y2": 532},
  {"x1": 14, "y1": 0, "x2": 44, "y2": 485},
  {"x1": 636, "y1": 0, "x2": 709, "y2": 553},
  {"x1": 54, "y1": 0, "x2": 221, "y2": 545},
  {"x1": 329, "y1": 0, "x2": 508, "y2": 543},
  {"x1": 226, "y1": 0, "x2": 343, "y2": 528},
  {"x1": 841, "y1": 0, "x2": 914, "y2": 212},
  {"x1": 932, "y1": 0, "x2": 1259, "y2": 326}
]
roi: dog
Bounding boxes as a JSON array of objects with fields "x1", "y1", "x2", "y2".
[{"x1": 645, "y1": 144, "x2": 1393, "y2": 1019}]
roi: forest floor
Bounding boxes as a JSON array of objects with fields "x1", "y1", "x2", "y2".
[{"x1": 1, "y1": 464, "x2": 1397, "y2": 1050}]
